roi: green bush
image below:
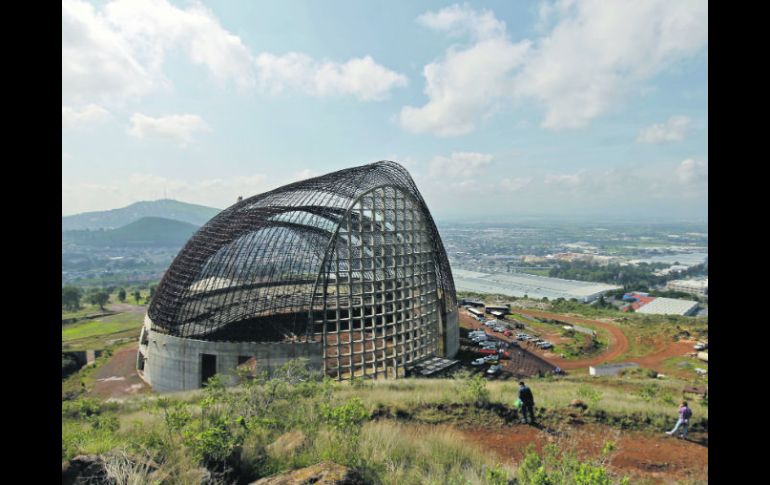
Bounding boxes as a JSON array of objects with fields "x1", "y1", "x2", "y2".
[
  {"x1": 577, "y1": 385, "x2": 602, "y2": 407},
  {"x1": 516, "y1": 443, "x2": 628, "y2": 485},
  {"x1": 321, "y1": 397, "x2": 369, "y2": 433},
  {"x1": 460, "y1": 374, "x2": 490, "y2": 405}
]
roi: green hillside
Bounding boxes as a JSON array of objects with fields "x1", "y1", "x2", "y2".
[
  {"x1": 62, "y1": 199, "x2": 221, "y2": 231},
  {"x1": 62, "y1": 217, "x2": 199, "y2": 247}
]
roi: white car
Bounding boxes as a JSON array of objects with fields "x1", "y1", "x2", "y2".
[
  {"x1": 486, "y1": 364, "x2": 502, "y2": 375},
  {"x1": 471, "y1": 358, "x2": 486, "y2": 366}
]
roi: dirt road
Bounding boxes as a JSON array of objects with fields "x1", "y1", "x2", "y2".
[
  {"x1": 628, "y1": 339, "x2": 698, "y2": 373},
  {"x1": 509, "y1": 309, "x2": 630, "y2": 370},
  {"x1": 92, "y1": 342, "x2": 149, "y2": 399}
]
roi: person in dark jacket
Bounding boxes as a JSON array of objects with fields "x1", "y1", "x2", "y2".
[{"x1": 518, "y1": 381, "x2": 536, "y2": 424}]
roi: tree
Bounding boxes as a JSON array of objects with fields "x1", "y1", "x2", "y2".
[
  {"x1": 117, "y1": 288, "x2": 126, "y2": 303},
  {"x1": 62, "y1": 286, "x2": 83, "y2": 311},
  {"x1": 133, "y1": 290, "x2": 141, "y2": 303},
  {"x1": 88, "y1": 291, "x2": 110, "y2": 311}
]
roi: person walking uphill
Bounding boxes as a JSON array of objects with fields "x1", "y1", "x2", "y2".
[
  {"x1": 666, "y1": 401, "x2": 692, "y2": 439},
  {"x1": 518, "y1": 381, "x2": 536, "y2": 424}
]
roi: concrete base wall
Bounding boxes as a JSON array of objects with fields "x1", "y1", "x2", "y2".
[
  {"x1": 138, "y1": 318, "x2": 323, "y2": 393},
  {"x1": 443, "y1": 309, "x2": 460, "y2": 358}
]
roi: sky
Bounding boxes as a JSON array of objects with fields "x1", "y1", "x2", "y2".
[{"x1": 62, "y1": 0, "x2": 708, "y2": 222}]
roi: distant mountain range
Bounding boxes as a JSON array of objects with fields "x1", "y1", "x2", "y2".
[
  {"x1": 62, "y1": 217, "x2": 200, "y2": 248},
  {"x1": 62, "y1": 199, "x2": 221, "y2": 231}
]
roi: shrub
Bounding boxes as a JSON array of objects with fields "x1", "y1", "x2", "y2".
[
  {"x1": 636, "y1": 383, "x2": 659, "y2": 402},
  {"x1": 577, "y1": 385, "x2": 602, "y2": 407},
  {"x1": 321, "y1": 397, "x2": 369, "y2": 433},
  {"x1": 516, "y1": 443, "x2": 627, "y2": 484},
  {"x1": 460, "y1": 374, "x2": 490, "y2": 405}
]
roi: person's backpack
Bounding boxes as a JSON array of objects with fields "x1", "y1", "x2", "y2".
[{"x1": 683, "y1": 407, "x2": 693, "y2": 420}]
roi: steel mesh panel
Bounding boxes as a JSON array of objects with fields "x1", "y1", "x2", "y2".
[{"x1": 147, "y1": 161, "x2": 456, "y2": 346}]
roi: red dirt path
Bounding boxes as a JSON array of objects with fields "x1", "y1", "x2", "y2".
[
  {"x1": 509, "y1": 309, "x2": 630, "y2": 370},
  {"x1": 458, "y1": 423, "x2": 708, "y2": 483},
  {"x1": 628, "y1": 339, "x2": 698, "y2": 372}
]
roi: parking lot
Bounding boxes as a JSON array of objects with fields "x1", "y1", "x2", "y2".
[{"x1": 458, "y1": 310, "x2": 557, "y2": 378}]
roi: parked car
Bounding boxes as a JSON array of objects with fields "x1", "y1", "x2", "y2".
[
  {"x1": 486, "y1": 364, "x2": 502, "y2": 375},
  {"x1": 478, "y1": 348, "x2": 498, "y2": 355},
  {"x1": 471, "y1": 358, "x2": 486, "y2": 366},
  {"x1": 504, "y1": 330, "x2": 512, "y2": 337},
  {"x1": 693, "y1": 343, "x2": 707, "y2": 351}
]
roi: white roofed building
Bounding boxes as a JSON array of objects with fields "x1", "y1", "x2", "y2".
[{"x1": 635, "y1": 297, "x2": 699, "y2": 316}]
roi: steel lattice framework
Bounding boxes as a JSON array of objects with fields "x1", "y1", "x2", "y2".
[{"x1": 147, "y1": 161, "x2": 457, "y2": 379}]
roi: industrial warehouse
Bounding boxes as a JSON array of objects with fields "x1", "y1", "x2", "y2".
[
  {"x1": 137, "y1": 161, "x2": 460, "y2": 392},
  {"x1": 451, "y1": 269, "x2": 622, "y2": 302}
]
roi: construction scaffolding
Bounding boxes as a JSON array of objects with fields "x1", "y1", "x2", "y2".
[{"x1": 147, "y1": 161, "x2": 458, "y2": 379}]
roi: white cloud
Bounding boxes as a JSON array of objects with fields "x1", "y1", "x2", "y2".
[
  {"x1": 545, "y1": 171, "x2": 584, "y2": 187},
  {"x1": 63, "y1": 0, "x2": 405, "y2": 107},
  {"x1": 62, "y1": 0, "x2": 159, "y2": 104},
  {"x1": 676, "y1": 159, "x2": 707, "y2": 184},
  {"x1": 255, "y1": 53, "x2": 407, "y2": 101},
  {"x1": 428, "y1": 152, "x2": 493, "y2": 178},
  {"x1": 500, "y1": 176, "x2": 532, "y2": 191},
  {"x1": 402, "y1": 1, "x2": 707, "y2": 135},
  {"x1": 127, "y1": 113, "x2": 210, "y2": 146},
  {"x1": 417, "y1": 3, "x2": 506, "y2": 40},
  {"x1": 400, "y1": 37, "x2": 530, "y2": 136},
  {"x1": 62, "y1": 0, "x2": 253, "y2": 105},
  {"x1": 103, "y1": 0, "x2": 255, "y2": 89},
  {"x1": 62, "y1": 104, "x2": 110, "y2": 128},
  {"x1": 517, "y1": 0, "x2": 707, "y2": 130},
  {"x1": 636, "y1": 116, "x2": 691, "y2": 143}
]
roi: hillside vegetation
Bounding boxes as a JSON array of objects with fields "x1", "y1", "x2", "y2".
[
  {"x1": 62, "y1": 360, "x2": 707, "y2": 484},
  {"x1": 62, "y1": 199, "x2": 220, "y2": 231},
  {"x1": 63, "y1": 217, "x2": 199, "y2": 248}
]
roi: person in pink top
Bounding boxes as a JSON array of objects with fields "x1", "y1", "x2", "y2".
[{"x1": 665, "y1": 401, "x2": 692, "y2": 438}]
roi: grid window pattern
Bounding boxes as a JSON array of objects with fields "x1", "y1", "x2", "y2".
[{"x1": 313, "y1": 186, "x2": 440, "y2": 380}]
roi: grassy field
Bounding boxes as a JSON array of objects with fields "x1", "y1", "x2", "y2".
[
  {"x1": 62, "y1": 364, "x2": 706, "y2": 484},
  {"x1": 62, "y1": 312, "x2": 144, "y2": 351},
  {"x1": 62, "y1": 304, "x2": 113, "y2": 321},
  {"x1": 660, "y1": 356, "x2": 708, "y2": 378}
]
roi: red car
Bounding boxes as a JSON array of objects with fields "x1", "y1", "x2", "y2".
[{"x1": 478, "y1": 349, "x2": 510, "y2": 359}]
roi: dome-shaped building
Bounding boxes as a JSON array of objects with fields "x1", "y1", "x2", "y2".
[{"x1": 137, "y1": 161, "x2": 459, "y2": 391}]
